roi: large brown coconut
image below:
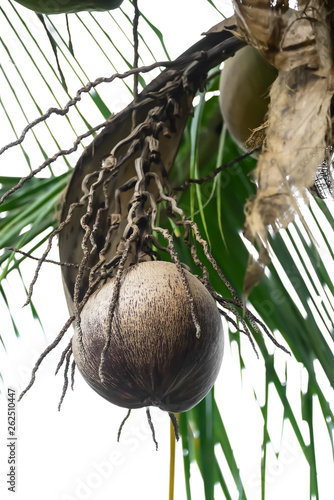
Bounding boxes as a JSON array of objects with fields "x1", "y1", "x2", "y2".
[{"x1": 72, "y1": 260, "x2": 224, "y2": 413}]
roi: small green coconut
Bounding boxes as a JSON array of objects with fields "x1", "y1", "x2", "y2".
[{"x1": 219, "y1": 45, "x2": 277, "y2": 151}]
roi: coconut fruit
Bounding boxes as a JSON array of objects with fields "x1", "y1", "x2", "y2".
[
  {"x1": 219, "y1": 45, "x2": 278, "y2": 151},
  {"x1": 72, "y1": 260, "x2": 224, "y2": 413}
]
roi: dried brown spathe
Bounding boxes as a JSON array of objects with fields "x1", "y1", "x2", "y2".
[{"x1": 231, "y1": 0, "x2": 334, "y2": 296}]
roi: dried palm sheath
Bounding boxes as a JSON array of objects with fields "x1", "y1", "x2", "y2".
[{"x1": 231, "y1": 1, "x2": 334, "y2": 293}]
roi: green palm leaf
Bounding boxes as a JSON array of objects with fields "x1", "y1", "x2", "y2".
[{"x1": 173, "y1": 90, "x2": 334, "y2": 499}]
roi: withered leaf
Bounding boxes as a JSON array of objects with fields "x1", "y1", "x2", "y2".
[{"x1": 232, "y1": 0, "x2": 334, "y2": 295}]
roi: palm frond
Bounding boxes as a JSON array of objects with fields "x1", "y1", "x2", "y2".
[{"x1": 174, "y1": 90, "x2": 334, "y2": 499}]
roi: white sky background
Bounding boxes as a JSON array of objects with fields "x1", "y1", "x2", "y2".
[{"x1": 0, "y1": 1, "x2": 333, "y2": 499}]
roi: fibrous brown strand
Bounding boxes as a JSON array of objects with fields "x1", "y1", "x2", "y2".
[
  {"x1": 146, "y1": 408, "x2": 158, "y2": 451},
  {"x1": 58, "y1": 348, "x2": 72, "y2": 411},
  {"x1": 74, "y1": 168, "x2": 110, "y2": 304},
  {"x1": 243, "y1": 307, "x2": 290, "y2": 355},
  {"x1": 212, "y1": 290, "x2": 290, "y2": 356},
  {"x1": 23, "y1": 197, "x2": 85, "y2": 307},
  {"x1": 0, "y1": 121, "x2": 108, "y2": 207},
  {"x1": 218, "y1": 299, "x2": 259, "y2": 357},
  {"x1": 70, "y1": 359, "x2": 76, "y2": 390},
  {"x1": 174, "y1": 148, "x2": 260, "y2": 192},
  {"x1": 117, "y1": 409, "x2": 132, "y2": 442},
  {"x1": 171, "y1": 214, "x2": 210, "y2": 284},
  {"x1": 89, "y1": 174, "x2": 112, "y2": 255},
  {"x1": 73, "y1": 168, "x2": 112, "y2": 356},
  {"x1": 188, "y1": 220, "x2": 240, "y2": 303},
  {"x1": 77, "y1": 267, "x2": 115, "y2": 314},
  {"x1": 87, "y1": 198, "x2": 123, "y2": 289},
  {"x1": 18, "y1": 315, "x2": 75, "y2": 401},
  {"x1": 146, "y1": 234, "x2": 169, "y2": 254},
  {"x1": 0, "y1": 60, "x2": 173, "y2": 159},
  {"x1": 55, "y1": 339, "x2": 72, "y2": 375},
  {"x1": 98, "y1": 229, "x2": 139, "y2": 384},
  {"x1": 5, "y1": 247, "x2": 80, "y2": 268},
  {"x1": 168, "y1": 412, "x2": 180, "y2": 441},
  {"x1": 153, "y1": 224, "x2": 201, "y2": 339}
]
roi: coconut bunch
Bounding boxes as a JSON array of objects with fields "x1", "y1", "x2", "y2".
[
  {"x1": 55, "y1": 89, "x2": 273, "y2": 441},
  {"x1": 13, "y1": 17, "x2": 290, "y2": 446}
]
